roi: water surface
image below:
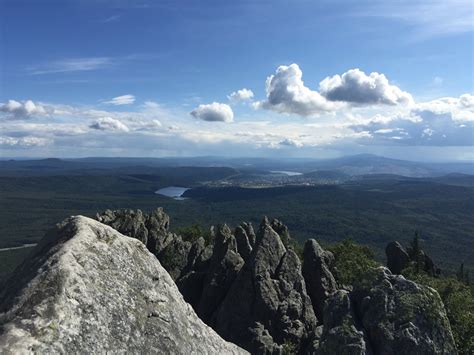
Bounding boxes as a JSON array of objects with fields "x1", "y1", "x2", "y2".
[
  {"x1": 155, "y1": 186, "x2": 190, "y2": 200},
  {"x1": 270, "y1": 170, "x2": 303, "y2": 176}
]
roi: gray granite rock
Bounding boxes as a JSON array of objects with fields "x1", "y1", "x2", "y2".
[
  {"x1": 197, "y1": 225, "x2": 245, "y2": 323},
  {"x1": 0, "y1": 216, "x2": 247, "y2": 354},
  {"x1": 214, "y1": 221, "x2": 317, "y2": 354},
  {"x1": 351, "y1": 267, "x2": 456, "y2": 355},
  {"x1": 303, "y1": 239, "x2": 338, "y2": 320}
]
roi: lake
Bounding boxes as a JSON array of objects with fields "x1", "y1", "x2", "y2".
[
  {"x1": 155, "y1": 186, "x2": 191, "y2": 200},
  {"x1": 270, "y1": 170, "x2": 303, "y2": 176}
]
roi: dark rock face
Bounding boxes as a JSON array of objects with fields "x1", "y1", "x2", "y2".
[
  {"x1": 96, "y1": 209, "x2": 456, "y2": 355},
  {"x1": 213, "y1": 221, "x2": 317, "y2": 354},
  {"x1": 386, "y1": 241, "x2": 410, "y2": 274},
  {"x1": 97, "y1": 208, "x2": 193, "y2": 281},
  {"x1": 156, "y1": 236, "x2": 192, "y2": 280},
  {"x1": 313, "y1": 290, "x2": 370, "y2": 355},
  {"x1": 145, "y1": 207, "x2": 171, "y2": 253},
  {"x1": 197, "y1": 225, "x2": 244, "y2": 323},
  {"x1": 351, "y1": 267, "x2": 456, "y2": 355},
  {"x1": 241, "y1": 222, "x2": 257, "y2": 247},
  {"x1": 303, "y1": 239, "x2": 338, "y2": 320},
  {"x1": 422, "y1": 252, "x2": 437, "y2": 276},
  {"x1": 96, "y1": 209, "x2": 149, "y2": 244},
  {"x1": 270, "y1": 218, "x2": 291, "y2": 246},
  {"x1": 386, "y1": 240, "x2": 438, "y2": 276},
  {"x1": 234, "y1": 225, "x2": 253, "y2": 261}
]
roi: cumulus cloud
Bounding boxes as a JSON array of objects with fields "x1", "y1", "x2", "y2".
[
  {"x1": 319, "y1": 68, "x2": 413, "y2": 106},
  {"x1": 190, "y1": 102, "x2": 234, "y2": 122},
  {"x1": 460, "y1": 94, "x2": 474, "y2": 108},
  {"x1": 415, "y1": 94, "x2": 474, "y2": 122},
  {"x1": 255, "y1": 64, "x2": 337, "y2": 116},
  {"x1": 0, "y1": 136, "x2": 52, "y2": 147},
  {"x1": 350, "y1": 94, "x2": 474, "y2": 146},
  {"x1": 89, "y1": 117, "x2": 130, "y2": 132},
  {"x1": 228, "y1": 88, "x2": 254, "y2": 102},
  {"x1": 103, "y1": 94, "x2": 136, "y2": 106},
  {"x1": 134, "y1": 119, "x2": 163, "y2": 132},
  {"x1": 0, "y1": 100, "x2": 48, "y2": 119},
  {"x1": 278, "y1": 138, "x2": 304, "y2": 148}
]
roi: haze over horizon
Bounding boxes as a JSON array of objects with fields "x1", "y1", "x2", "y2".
[{"x1": 1, "y1": 0, "x2": 473, "y2": 161}]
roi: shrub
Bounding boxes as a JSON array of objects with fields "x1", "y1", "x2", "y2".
[{"x1": 327, "y1": 238, "x2": 379, "y2": 286}]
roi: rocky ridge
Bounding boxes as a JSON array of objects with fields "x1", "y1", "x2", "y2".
[
  {"x1": 0, "y1": 216, "x2": 247, "y2": 354},
  {"x1": 96, "y1": 208, "x2": 457, "y2": 354}
]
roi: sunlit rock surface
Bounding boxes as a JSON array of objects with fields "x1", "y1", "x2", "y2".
[{"x1": 0, "y1": 216, "x2": 247, "y2": 354}]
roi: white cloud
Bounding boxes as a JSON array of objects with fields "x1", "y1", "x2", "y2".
[
  {"x1": 360, "y1": 0, "x2": 473, "y2": 39},
  {"x1": 278, "y1": 138, "x2": 304, "y2": 148},
  {"x1": 255, "y1": 63, "x2": 338, "y2": 116},
  {"x1": 89, "y1": 117, "x2": 130, "y2": 132},
  {"x1": 0, "y1": 136, "x2": 52, "y2": 147},
  {"x1": 190, "y1": 102, "x2": 234, "y2": 122},
  {"x1": 415, "y1": 94, "x2": 474, "y2": 122},
  {"x1": 0, "y1": 100, "x2": 48, "y2": 119},
  {"x1": 103, "y1": 94, "x2": 136, "y2": 106},
  {"x1": 134, "y1": 119, "x2": 163, "y2": 131},
  {"x1": 319, "y1": 68, "x2": 413, "y2": 106},
  {"x1": 28, "y1": 57, "x2": 113, "y2": 75},
  {"x1": 228, "y1": 88, "x2": 254, "y2": 102},
  {"x1": 459, "y1": 94, "x2": 474, "y2": 109},
  {"x1": 102, "y1": 14, "x2": 122, "y2": 23},
  {"x1": 350, "y1": 94, "x2": 474, "y2": 146}
]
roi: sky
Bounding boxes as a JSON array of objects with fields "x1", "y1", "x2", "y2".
[{"x1": 0, "y1": 0, "x2": 473, "y2": 161}]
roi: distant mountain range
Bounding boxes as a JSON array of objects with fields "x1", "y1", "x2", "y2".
[{"x1": 1, "y1": 154, "x2": 473, "y2": 178}]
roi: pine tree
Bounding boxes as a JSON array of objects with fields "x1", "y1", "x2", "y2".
[
  {"x1": 410, "y1": 231, "x2": 422, "y2": 274},
  {"x1": 457, "y1": 263, "x2": 471, "y2": 285},
  {"x1": 457, "y1": 263, "x2": 465, "y2": 282}
]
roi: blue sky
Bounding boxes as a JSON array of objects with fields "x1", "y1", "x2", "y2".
[{"x1": 0, "y1": 0, "x2": 473, "y2": 160}]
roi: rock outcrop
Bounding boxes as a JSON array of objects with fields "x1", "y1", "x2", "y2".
[
  {"x1": 316, "y1": 267, "x2": 456, "y2": 355},
  {"x1": 302, "y1": 239, "x2": 338, "y2": 320},
  {"x1": 0, "y1": 216, "x2": 247, "y2": 354},
  {"x1": 386, "y1": 241, "x2": 410, "y2": 274},
  {"x1": 197, "y1": 225, "x2": 244, "y2": 323},
  {"x1": 214, "y1": 219, "x2": 317, "y2": 354},
  {"x1": 386, "y1": 240, "x2": 439, "y2": 276},
  {"x1": 311, "y1": 290, "x2": 370, "y2": 354},
  {"x1": 97, "y1": 208, "x2": 197, "y2": 281},
  {"x1": 352, "y1": 267, "x2": 456, "y2": 354},
  {"x1": 95, "y1": 208, "x2": 457, "y2": 354}
]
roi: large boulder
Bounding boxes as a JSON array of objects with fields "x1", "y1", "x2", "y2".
[
  {"x1": 214, "y1": 220, "x2": 317, "y2": 354},
  {"x1": 302, "y1": 239, "x2": 338, "y2": 320},
  {"x1": 0, "y1": 216, "x2": 247, "y2": 354},
  {"x1": 385, "y1": 241, "x2": 410, "y2": 274},
  {"x1": 351, "y1": 267, "x2": 456, "y2": 355}
]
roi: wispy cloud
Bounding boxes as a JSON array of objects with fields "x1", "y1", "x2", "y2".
[
  {"x1": 102, "y1": 14, "x2": 122, "y2": 23},
  {"x1": 28, "y1": 57, "x2": 114, "y2": 75},
  {"x1": 103, "y1": 94, "x2": 136, "y2": 106},
  {"x1": 359, "y1": 0, "x2": 473, "y2": 39}
]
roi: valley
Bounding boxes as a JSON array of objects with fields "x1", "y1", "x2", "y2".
[{"x1": 1, "y1": 155, "x2": 473, "y2": 277}]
